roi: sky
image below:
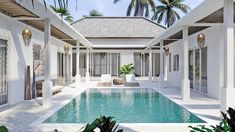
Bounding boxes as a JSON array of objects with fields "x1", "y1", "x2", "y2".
[{"x1": 47, "y1": 0, "x2": 204, "y2": 25}]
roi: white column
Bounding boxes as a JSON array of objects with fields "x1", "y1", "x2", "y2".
[
  {"x1": 164, "y1": 54, "x2": 168, "y2": 81},
  {"x1": 221, "y1": 0, "x2": 235, "y2": 113},
  {"x1": 42, "y1": 18, "x2": 52, "y2": 107},
  {"x1": 159, "y1": 40, "x2": 164, "y2": 88},
  {"x1": 75, "y1": 41, "x2": 80, "y2": 87},
  {"x1": 148, "y1": 48, "x2": 152, "y2": 81},
  {"x1": 181, "y1": 26, "x2": 190, "y2": 101},
  {"x1": 86, "y1": 48, "x2": 90, "y2": 83}
]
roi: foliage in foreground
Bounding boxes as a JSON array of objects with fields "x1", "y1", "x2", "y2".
[
  {"x1": 81, "y1": 116, "x2": 123, "y2": 132},
  {"x1": 189, "y1": 107, "x2": 235, "y2": 132},
  {"x1": 0, "y1": 126, "x2": 8, "y2": 132},
  {"x1": 120, "y1": 64, "x2": 135, "y2": 75}
]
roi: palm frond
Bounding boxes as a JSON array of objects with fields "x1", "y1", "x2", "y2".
[{"x1": 144, "y1": 4, "x2": 149, "y2": 17}]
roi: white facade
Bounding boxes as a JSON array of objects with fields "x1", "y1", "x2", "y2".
[
  {"x1": 0, "y1": 13, "x2": 72, "y2": 105},
  {"x1": 167, "y1": 26, "x2": 223, "y2": 99}
]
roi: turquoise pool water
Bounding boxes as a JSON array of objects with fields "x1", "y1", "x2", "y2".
[{"x1": 44, "y1": 88, "x2": 205, "y2": 123}]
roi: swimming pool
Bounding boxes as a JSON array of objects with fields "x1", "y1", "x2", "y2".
[{"x1": 44, "y1": 88, "x2": 205, "y2": 123}]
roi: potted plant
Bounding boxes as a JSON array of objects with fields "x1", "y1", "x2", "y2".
[{"x1": 120, "y1": 63, "x2": 135, "y2": 82}]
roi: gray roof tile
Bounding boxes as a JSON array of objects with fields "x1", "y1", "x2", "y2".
[{"x1": 72, "y1": 17, "x2": 165, "y2": 38}]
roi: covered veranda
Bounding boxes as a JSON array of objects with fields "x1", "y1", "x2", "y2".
[
  {"x1": 146, "y1": 0, "x2": 235, "y2": 113},
  {"x1": 0, "y1": 0, "x2": 93, "y2": 106}
]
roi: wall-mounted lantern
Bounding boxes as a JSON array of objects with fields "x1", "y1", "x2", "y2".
[
  {"x1": 64, "y1": 44, "x2": 69, "y2": 55},
  {"x1": 197, "y1": 33, "x2": 206, "y2": 48},
  {"x1": 163, "y1": 46, "x2": 170, "y2": 56},
  {"x1": 22, "y1": 27, "x2": 32, "y2": 46}
]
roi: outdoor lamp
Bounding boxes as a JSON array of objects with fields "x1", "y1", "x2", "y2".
[
  {"x1": 197, "y1": 33, "x2": 205, "y2": 48},
  {"x1": 163, "y1": 46, "x2": 170, "y2": 56},
  {"x1": 64, "y1": 44, "x2": 70, "y2": 55},
  {"x1": 22, "y1": 27, "x2": 32, "y2": 46}
]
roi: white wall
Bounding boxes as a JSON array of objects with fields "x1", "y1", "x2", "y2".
[
  {"x1": 120, "y1": 51, "x2": 134, "y2": 66},
  {"x1": 167, "y1": 26, "x2": 222, "y2": 99},
  {"x1": 0, "y1": 13, "x2": 68, "y2": 105}
]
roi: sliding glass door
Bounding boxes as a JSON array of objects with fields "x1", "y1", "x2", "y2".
[
  {"x1": 134, "y1": 52, "x2": 160, "y2": 77},
  {"x1": 188, "y1": 48, "x2": 207, "y2": 94},
  {"x1": 189, "y1": 50, "x2": 194, "y2": 89},
  {"x1": 195, "y1": 49, "x2": 200, "y2": 91},
  {"x1": 201, "y1": 48, "x2": 207, "y2": 94},
  {"x1": 92, "y1": 53, "x2": 120, "y2": 77},
  {"x1": 0, "y1": 39, "x2": 7, "y2": 106}
]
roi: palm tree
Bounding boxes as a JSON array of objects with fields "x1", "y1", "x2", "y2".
[
  {"x1": 50, "y1": 6, "x2": 74, "y2": 23},
  {"x1": 23, "y1": 0, "x2": 76, "y2": 9},
  {"x1": 114, "y1": 0, "x2": 156, "y2": 17},
  {"x1": 21, "y1": 0, "x2": 75, "y2": 22},
  {"x1": 89, "y1": 9, "x2": 103, "y2": 16},
  {"x1": 152, "y1": 0, "x2": 190, "y2": 27}
]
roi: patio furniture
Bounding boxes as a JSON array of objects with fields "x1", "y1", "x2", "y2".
[
  {"x1": 36, "y1": 78, "x2": 65, "y2": 97},
  {"x1": 124, "y1": 74, "x2": 140, "y2": 87},
  {"x1": 124, "y1": 82, "x2": 140, "y2": 87},
  {"x1": 96, "y1": 74, "x2": 112, "y2": 87},
  {"x1": 113, "y1": 78, "x2": 125, "y2": 85}
]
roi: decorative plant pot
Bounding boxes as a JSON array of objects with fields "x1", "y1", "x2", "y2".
[{"x1": 125, "y1": 74, "x2": 135, "y2": 82}]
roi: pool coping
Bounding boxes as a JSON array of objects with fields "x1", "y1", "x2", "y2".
[{"x1": 29, "y1": 85, "x2": 220, "y2": 132}]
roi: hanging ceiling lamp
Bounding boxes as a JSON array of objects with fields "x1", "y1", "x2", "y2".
[
  {"x1": 163, "y1": 46, "x2": 170, "y2": 56},
  {"x1": 64, "y1": 44, "x2": 70, "y2": 55},
  {"x1": 197, "y1": 33, "x2": 206, "y2": 48},
  {"x1": 22, "y1": 27, "x2": 32, "y2": 46}
]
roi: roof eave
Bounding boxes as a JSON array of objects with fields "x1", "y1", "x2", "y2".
[
  {"x1": 16, "y1": 0, "x2": 93, "y2": 47},
  {"x1": 146, "y1": 0, "x2": 223, "y2": 47}
]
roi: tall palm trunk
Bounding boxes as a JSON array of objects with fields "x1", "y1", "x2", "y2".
[{"x1": 135, "y1": 0, "x2": 144, "y2": 16}]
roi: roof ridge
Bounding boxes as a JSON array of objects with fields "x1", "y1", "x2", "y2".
[{"x1": 72, "y1": 16, "x2": 166, "y2": 29}]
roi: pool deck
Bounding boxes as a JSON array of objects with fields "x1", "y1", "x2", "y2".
[{"x1": 0, "y1": 81, "x2": 221, "y2": 132}]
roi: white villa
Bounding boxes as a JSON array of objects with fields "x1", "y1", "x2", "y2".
[{"x1": 0, "y1": 0, "x2": 235, "y2": 131}]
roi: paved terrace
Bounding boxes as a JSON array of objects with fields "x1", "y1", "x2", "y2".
[{"x1": 0, "y1": 81, "x2": 220, "y2": 132}]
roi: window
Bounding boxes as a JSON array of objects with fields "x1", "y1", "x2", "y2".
[
  {"x1": 57, "y1": 52, "x2": 64, "y2": 77},
  {"x1": 173, "y1": 54, "x2": 179, "y2": 71},
  {"x1": 0, "y1": 39, "x2": 7, "y2": 106},
  {"x1": 169, "y1": 53, "x2": 171, "y2": 72}
]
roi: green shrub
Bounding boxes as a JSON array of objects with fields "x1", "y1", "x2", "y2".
[
  {"x1": 0, "y1": 126, "x2": 8, "y2": 132},
  {"x1": 189, "y1": 107, "x2": 235, "y2": 132},
  {"x1": 81, "y1": 116, "x2": 123, "y2": 132}
]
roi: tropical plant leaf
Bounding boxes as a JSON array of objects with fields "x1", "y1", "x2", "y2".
[
  {"x1": 152, "y1": 0, "x2": 190, "y2": 27},
  {"x1": 0, "y1": 126, "x2": 8, "y2": 132},
  {"x1": 114, "y1": 0, "x2": 156, "y2": 17}
]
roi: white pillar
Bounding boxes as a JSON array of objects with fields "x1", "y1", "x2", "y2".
[
  {"x1": 159, "y1": 40, "x2": 164, "y2": 88},
  {"x1": 164, "y1": 54, "x2": 168, "y2": 81},
  {"x1": 181, "y1": 26, "x2": 190, "y2": 101},
  {"x1": 75, "y1": 41, "x2": 80, "y2": 87},
  {"x1": 42, "y1": 18, "x2": 52, "y2": 107},
  {"x1": 148, "y1": 48, "x2": 152, "y2": 81},
  {"x1": 221, "y1": 0, "x2": 235, "y2": 113},
  {"x1": 86, "y1": 48, "x2": 90, "y2": 83}
]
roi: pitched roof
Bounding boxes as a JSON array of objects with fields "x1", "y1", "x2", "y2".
[{"x1": 72, "y1": 17, "x2": 165, "y2": 38}]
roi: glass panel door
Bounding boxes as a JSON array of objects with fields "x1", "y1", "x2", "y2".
[
  {"x1": 152, "y1": 53, "x2": 160, "y2": 77},
  {"x1": 134, "y1": 53, "x2": 141, "y2": 77},
  {"x1": 189, "y1": 48, "x2": 207, "y2": 94},
  {"x1": 111, "y1": 53, "x2": 120, "y2": 76},
  {"x1": 189, "y1": 50, "x2": 194, "y2": 89},
  {"x1": 195, "y1": 49, "x2": 200, "y2": 91},
  {"x1": 0, "y1": 39, "x2": 7, "y2": 106},
  {"x1": 201, "y1": 47, "x2": 207, "y2": 94}
]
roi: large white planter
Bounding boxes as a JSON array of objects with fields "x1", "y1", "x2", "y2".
[{"x1": 125, "y1": 74, "x2": 135, "y2": 82}]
